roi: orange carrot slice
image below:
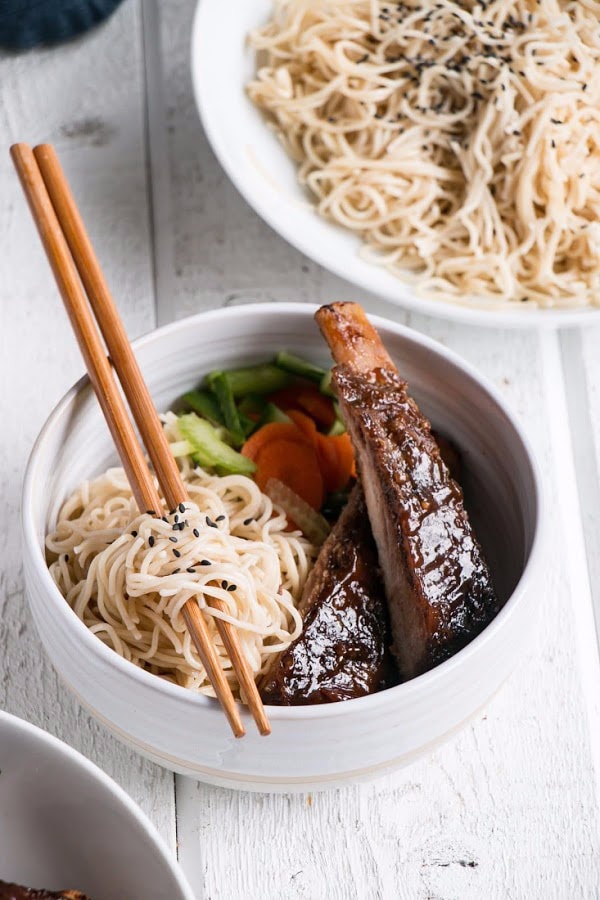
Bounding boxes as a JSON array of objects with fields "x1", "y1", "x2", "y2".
[
  {"x1": 242, "y1": 423, "x2": 324, "y2": 510},
  {"x1": 269, "y1": 385, "x2": 336, "y2": 429},
  {"x1": 286, "y1": 409, "x2": 318, "y2": 442},
  {"x1": 285, "y1": 410, "x2": 355, "y2": 493},
  {"x1": 241, "y1": 422, "x2": 302, "y2": 459},
  {"x1": 315, "y1": 432, "x2": 355, "y2": 493}
]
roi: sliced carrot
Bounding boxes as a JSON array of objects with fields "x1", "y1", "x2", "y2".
[
  {"x1": 286, "y1": 409, "x2": 354, "y2": 490},
  {"x1": 330, "y1": 432, "x2": 355, "y2": 487},
  {"x1": 269, "y1": 385, "x2": 336, "y2": 430},
  {"x1": 286, "y1": 409, "x2": 318, "y2": 443},
  {"x1": 241, "y1": 423, "x2": 324, "y2": 510},
  {"x1": 256, "y1": 441, "x2": 323, "y2": 510},
  {"x1": 315, "y1": 431, "x2": 355, "y2": 493},
  {"x1": 241, "y1": 422, "x2": 303, "y2": 459},
  {"x1": 295, "y1": 389, "x2": 336, "y2": 429}
]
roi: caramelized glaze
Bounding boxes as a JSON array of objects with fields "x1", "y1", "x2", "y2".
[{"x1": 260, "y1": 486, "x2": 394, "y2": 704}]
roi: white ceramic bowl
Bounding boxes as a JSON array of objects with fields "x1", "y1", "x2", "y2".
[
  {"x1": 23, "y1": 304, "x2": 543, "y2": 792},
  {"x1": 0, "y1": 710, "x2": 193, "y2": 899},
  {"x1": 191, "y1": 0, "x2": 600, "y2": 329}
]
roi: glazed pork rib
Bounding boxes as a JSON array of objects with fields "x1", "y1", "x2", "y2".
[
  {"x1": 316, "y1": 303, "x2": 499, "y2": 680},
  {"x1": 260, "y1": 485, "x2": 394, "y2": 704},
  {"x1": 0, "y1": 883, "x2": 88, "y2": 900}
]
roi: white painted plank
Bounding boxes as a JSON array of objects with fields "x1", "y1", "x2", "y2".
[
  {"x1": 568, "y1": 328, "x2": 600, "y2": 653},
  {"x1": 149, "y1": 2, "x2": 600, "y2": 897},
  {"x1": 0, "y1": 0, "x2": 175, "y2": 846}
]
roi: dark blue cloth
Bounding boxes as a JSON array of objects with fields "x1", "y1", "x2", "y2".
[{"x1": 0, "y1": 0, "x2": 126, "y2": 49}]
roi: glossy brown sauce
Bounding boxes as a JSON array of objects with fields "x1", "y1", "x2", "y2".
[
  {"x1": 334, "y1": 366, "x2": 500, "y2": 677},
  {"x1": 260, "y1": 487, "x2": 395, "y2": 704},
  {"x1": 0, "y1": 883, "x2": 88, "y2": 900}
]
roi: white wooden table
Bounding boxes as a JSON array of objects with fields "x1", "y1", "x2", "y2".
[{"x1": 2, "y1": 2, "x2": 600, "y2": 897}]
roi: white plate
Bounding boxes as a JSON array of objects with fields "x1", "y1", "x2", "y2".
[
  {"x1": 191, "y1": 0, "x2": 600, "y2": 328},
  {"x1": 0, "y1": 711, "x2": 194, "y2": 900}
]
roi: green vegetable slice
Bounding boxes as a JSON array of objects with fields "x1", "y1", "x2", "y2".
[
  {"x1": 206, "y1": 364, "x2": 291, "y2": 397},
  {"x1": 182, "y1": 390, "x2": 225, "y2": 427},
  {"x1": 258, "y1": 403, "x2": 292, "y2": 426},
  {"x1": 238, "y1": 394, "x2": 268, "y2": 418},
  {"x1": 319, "y1": 368, "x2": 336, "y2": 398},
  {"x1": 327, "y1": 418, "x2": 346, "y2": 436},
  {"x1": 210, "y1": 372, "x2": 246, "y2": 447},
  {"x1": 275, "y1": 350, "x2": 326, "y2": 384},
  {"x1": 178, "y1": 413, "x2": 256, "y2": 476}
]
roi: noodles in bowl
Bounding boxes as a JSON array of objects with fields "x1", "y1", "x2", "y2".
[
  {"x1": 46, "y1": 414, "x2": 317, "y2": 698},
  {"x1": 247, "y1": 0, "x2": 600, "y2": 309}
]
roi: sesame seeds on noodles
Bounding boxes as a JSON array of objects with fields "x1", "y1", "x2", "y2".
[
  {"x1": 248, "y1": 0, "x2": 600, "y2": 309},
  {"x1": 45, "y1": 413, "x2": 318, "y2": 699}
]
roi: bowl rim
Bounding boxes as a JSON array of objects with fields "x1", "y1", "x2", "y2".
[
  {"x1": 0, "y1": 709, "x2": 195, "y2": 899},
  {"x1": 22, "y1": 302, "x2": 545, "y2": 722},
  {"x1": 190, "y1": 0, "x2": 600, "y2": 330}
]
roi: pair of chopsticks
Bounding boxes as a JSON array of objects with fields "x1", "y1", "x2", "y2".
[{"x1": 11, "y1": 143, "x2": 270, "y2": 739}]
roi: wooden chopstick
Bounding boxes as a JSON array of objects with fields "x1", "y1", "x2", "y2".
[
  {"x1": 32, "y1": 143, "x2": 271, "y2": 738},
  {"x1": 10, "y1": 142, "x2": 247, "y2": 739}
]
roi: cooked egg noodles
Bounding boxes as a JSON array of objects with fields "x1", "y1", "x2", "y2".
[
  {"x1": 46, "y1": 416, "x2": 317, "y2": 698},
  {"x1": 248, "y1": 0, "x2": 600, "y2": 309}
]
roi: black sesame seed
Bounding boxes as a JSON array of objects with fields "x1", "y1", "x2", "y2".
[
  {"x1": 193, "y1": 528, "x2": 200, "y2": 538},
  {"x1": 187, "y1": 567, "x2": 196, "y2": 573},
  {"x1": 221, "y1": 580, "x2": 228, "y2": 589},
  {"x1": 200, "y1": 559, "x2": 211, "y2": 566},
  {"x1": 179, "y1": 503, "x2": 186, "y2": 514},
  {"x1": 206, "y1": 517, "x2": 217, "y2": 528},
  {"x1": 173, "y1": 568, "x2": 181, "y2": 574},
  {"x1": 169, "y1": 536, "x2": 178, "y2": 543},
  {"x1": 173, "y1": 549, "x2": 181, "y2": 558},
  {"x1": 227, "y1": 584, "x2": 237, "y2": 592},
  {"x1": 216, "y1": 515, "x2": 226, "y2": 522},
  {"x1": 148, "y1": 536, "x2": 155, "y2": 547},
  {"x1": 243, "y1": 518, "x2": 254, "y2": 526},
  {"x1": 174, "y1": 514, "x2": 179, "y2": 523}
]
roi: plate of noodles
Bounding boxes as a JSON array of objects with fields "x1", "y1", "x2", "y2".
[{"x1": 191, "y1": 0, "x2": 600, "y2": 325}]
